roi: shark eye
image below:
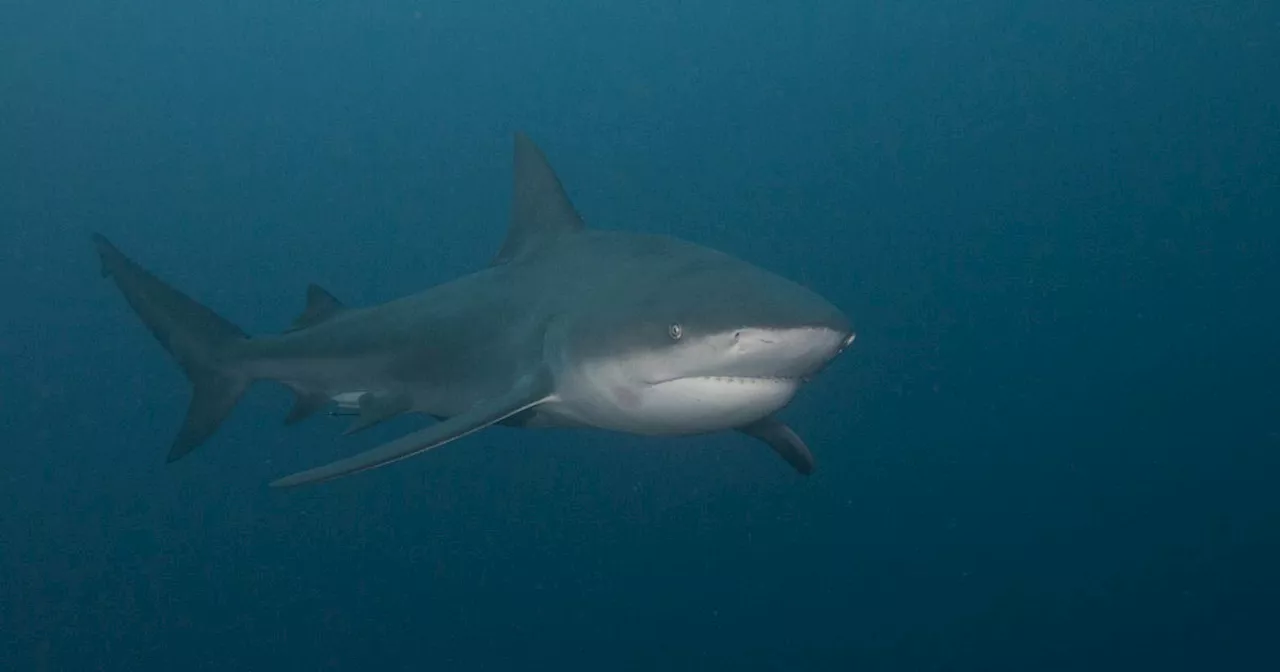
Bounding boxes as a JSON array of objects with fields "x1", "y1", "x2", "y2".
[{"x1": 667, "y1": 323, "x2": 683, "y2": 341}]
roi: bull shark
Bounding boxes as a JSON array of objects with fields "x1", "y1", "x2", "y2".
[{"x1": 93, "y1": 133, "x2": 855, "y2": 488}]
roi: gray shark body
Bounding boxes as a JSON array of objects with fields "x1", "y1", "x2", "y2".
[{"x1": 95, "y1": 133, "x2": 855, "y2": 487}]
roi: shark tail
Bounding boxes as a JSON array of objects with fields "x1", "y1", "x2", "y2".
[{"x1": 92, "y1": 234, "x2": 252, "y2": 462}]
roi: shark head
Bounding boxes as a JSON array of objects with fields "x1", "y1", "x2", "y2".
[{"x1": 546, "y1": 238, "x2": 855, "y2": 435}]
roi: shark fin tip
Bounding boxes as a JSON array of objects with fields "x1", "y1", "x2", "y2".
[{"x1": 90, "y1": 233, "x2": 118, "y2": 278}]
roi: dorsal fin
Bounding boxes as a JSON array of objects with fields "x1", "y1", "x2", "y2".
[
  {"x1": 492, "y1": 132, "x2": 585, "y2": 265},
  {"x1": 289, "y1": 283, "x2": 345, "y2": 331}
]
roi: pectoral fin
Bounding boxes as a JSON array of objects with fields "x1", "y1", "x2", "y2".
[
  {"x1": 271, "y1": 373, "x2": 554, "y2": 488},
  {"x1": 738, "y1": 417, "x2": 815, "y2": 475}
]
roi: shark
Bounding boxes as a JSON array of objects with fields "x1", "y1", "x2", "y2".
[{"x1": 93, "y1": 133, "x2": 856, "y2": 488}]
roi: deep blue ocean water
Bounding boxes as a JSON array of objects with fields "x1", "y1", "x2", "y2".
[{"x1": 3, "y1": 1, "x2": 1279, "y2": 670}]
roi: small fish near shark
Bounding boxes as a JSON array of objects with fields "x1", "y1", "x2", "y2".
[{"x1": 93, "y1": 133, "x2": 856, "y2": 487}]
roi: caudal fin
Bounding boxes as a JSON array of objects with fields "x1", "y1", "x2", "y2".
[{"x1": 92, "y1": 234, "x2": 251, "y2": 461}]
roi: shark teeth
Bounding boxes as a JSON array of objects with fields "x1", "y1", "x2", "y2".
[{"x1": 656, "y1": 375, "x2": 801, "y2": 385}]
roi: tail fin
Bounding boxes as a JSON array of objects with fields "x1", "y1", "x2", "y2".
[{"x1": 92, "y1": 234, "x2": 251, "y2": 461}]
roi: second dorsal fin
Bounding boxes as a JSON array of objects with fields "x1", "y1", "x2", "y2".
[
  {"x1": 491, "y1": 132, "x2": 585, "y2": 266},
  {"x1": 289, "y1": 283, "x2": 345, "y2": 332}
]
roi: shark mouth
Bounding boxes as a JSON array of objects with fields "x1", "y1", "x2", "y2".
[
  {"x1": 658, "y1": 375, "x2": 805, "y2": 384},
  {"x1": 646, "y1": 374, "x2": 807, "y2": 387},
  {"x1": 631, "y1": 374, "x2": 803, "y2": 434}
]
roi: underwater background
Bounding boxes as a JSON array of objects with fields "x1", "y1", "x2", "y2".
[{"x1": 2, "y1": 1, "x2": 1278, "y2": 670}]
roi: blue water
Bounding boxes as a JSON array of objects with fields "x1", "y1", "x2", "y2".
[{"x1": 3, "y1": 1, "x2": 1278, "y2": 669}]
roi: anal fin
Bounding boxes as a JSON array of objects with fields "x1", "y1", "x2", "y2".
[{"x1": 738, "y1": 417, "x2": 815, "y2": 475}]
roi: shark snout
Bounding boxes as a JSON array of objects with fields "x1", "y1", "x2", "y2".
[
  {"x1": 839, "y1": 330, "x2": 856, "y2": 353},
  {"x1": 718, "y1": 325, "x2": 851, "y2": 380}
]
